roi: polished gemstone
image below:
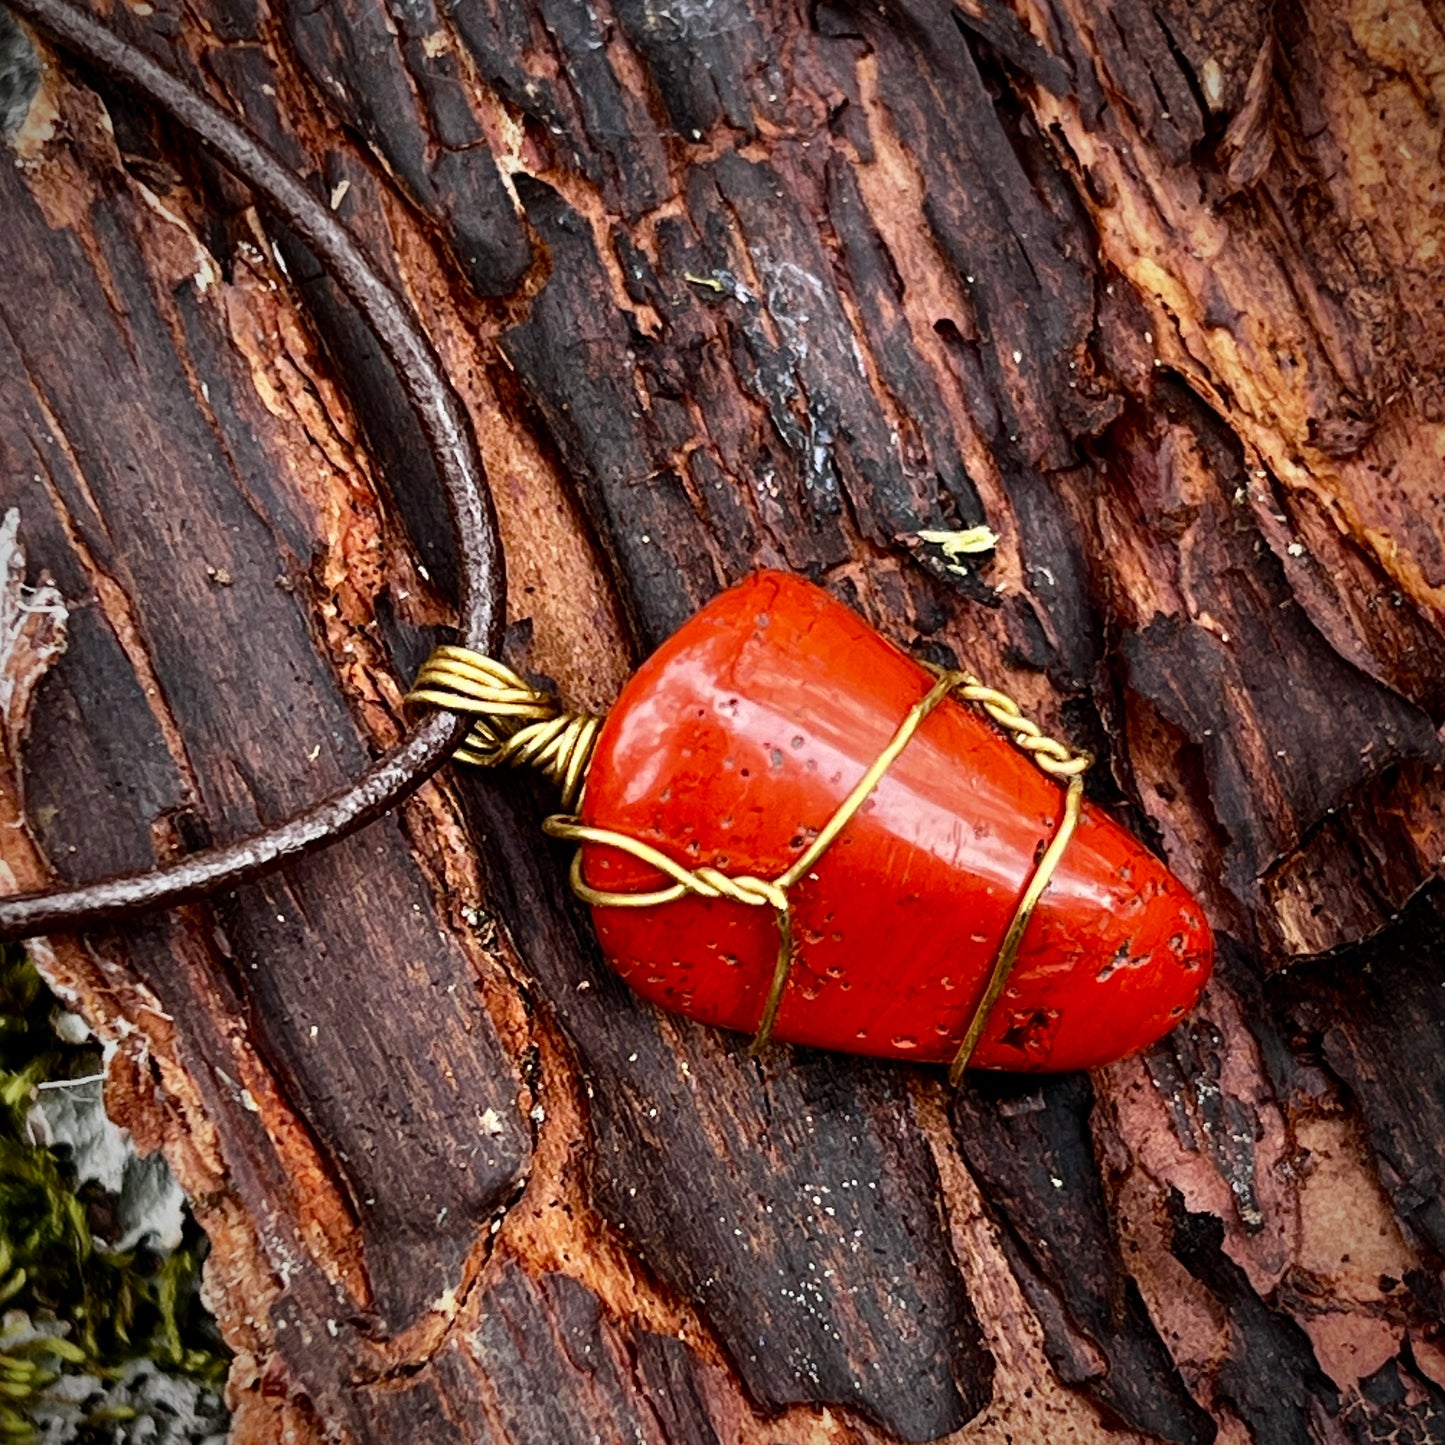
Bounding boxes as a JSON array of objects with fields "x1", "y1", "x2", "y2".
[{"x1": 578, "y1": 572, "x2": 1213, "y2": 1071}]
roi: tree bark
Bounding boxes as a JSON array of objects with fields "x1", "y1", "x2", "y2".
[{"x1": 1, "y1": 0, "x2": 1443, "y2": 1438}]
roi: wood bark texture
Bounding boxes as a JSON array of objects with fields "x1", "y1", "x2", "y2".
[{"x1": 1, "y1": 0, "x2": 1443, "y2": 1438}]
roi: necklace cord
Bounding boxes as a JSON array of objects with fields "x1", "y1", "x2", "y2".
[
  {"x1": 0, "y1": 0, "x2": 503, "y2": 942},
  {"x1": 0, "y1": 0, "x2": 1089, "y2": 1077}
]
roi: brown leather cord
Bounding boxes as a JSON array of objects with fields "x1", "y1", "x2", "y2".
[{"x1": 0, "y1": 0, "x2": 504, "y2": 941}]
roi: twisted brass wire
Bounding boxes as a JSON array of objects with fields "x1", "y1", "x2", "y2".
[
  {"x1": 407, "y1": 646, "x2": 602, "y2": 811},
  {"x1": 945, "y1": 675, "x2": 1091, "y2": 779},
  {"x1": 947, "y1": 773, "x2": 1083, "y2": 1082}
]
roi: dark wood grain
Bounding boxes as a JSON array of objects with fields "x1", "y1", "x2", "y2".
[
  {"x1": 1, "y1": 103, "x2": 530, "y2": 1343},
  {"x1": 471, "y1": 775, "x2": 993, "y2": 1441},
  {"x1": 952, "y1": 1075, "x2": 1216, "y2": 1444}
]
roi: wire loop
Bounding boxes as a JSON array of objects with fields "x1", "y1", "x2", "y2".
[{"x1": 407, "y1": 646, "x2": 604, "y2": 812}]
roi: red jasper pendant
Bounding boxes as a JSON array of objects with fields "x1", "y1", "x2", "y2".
[{"x1": 576, "y1": 572, "x2": 1212, "y2": 1072}]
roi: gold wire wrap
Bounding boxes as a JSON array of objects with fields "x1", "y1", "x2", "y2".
[
  {"x1": 406, "y1": 645, "x2": 603, "y2": 811},
  {"x1": 410, "y1": 640, "x2": 1091, "y2": 1075},
  {"x1": 947, "y1": 773, "x2": 1084, "y2": 1083},
  {"x1": 540, "y1": 668, "x2": 1092, "y2": 1073}
]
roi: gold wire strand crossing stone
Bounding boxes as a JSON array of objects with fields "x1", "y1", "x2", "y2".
[
  {"x1": 542, "y1": 669, "x2": 1092, "y2": 1072},
  {"x1": 946, "y1": 772, "x2": 1084, "y2": 1082},
  {"x1": 406, "y1": 645, "x2": 603, "y2": 811}
]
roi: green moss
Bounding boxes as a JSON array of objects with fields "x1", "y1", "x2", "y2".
[{"x1": 0, "y1": 947, "x2": 230, "y2": 1440}]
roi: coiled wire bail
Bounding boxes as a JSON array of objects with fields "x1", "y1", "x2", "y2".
[{"x1": 406, "y1": 645, "x2": 603, "y2": 812}]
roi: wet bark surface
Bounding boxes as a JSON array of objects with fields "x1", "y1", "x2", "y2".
[{"x1": 1, "y1": 0, "x2": 1444, "y2": 1438}]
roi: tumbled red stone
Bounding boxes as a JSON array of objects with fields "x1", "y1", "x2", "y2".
[{"x1": 577, "y1": 572, "x2": 1212, "y2": 1071}]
